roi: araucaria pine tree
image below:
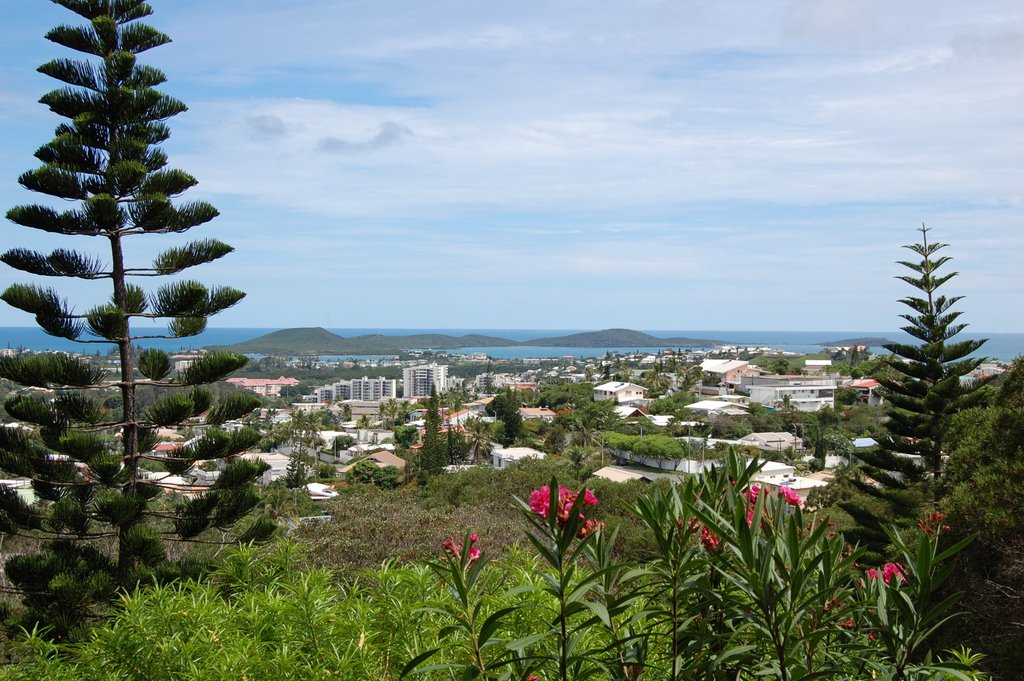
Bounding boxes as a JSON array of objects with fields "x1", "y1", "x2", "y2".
[
  {"x1": 0, "y1": 1, "x2": 273, "y2": 638},
  {"x1": 418, "y1": 386, "x2": 445, "y2": 482},
  {"x1": 841, "y1": 225, "x2": 990, "y2": 560}
]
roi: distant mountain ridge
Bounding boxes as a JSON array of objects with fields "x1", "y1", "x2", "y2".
[
  {"x1": 524, "y1": 328, "x2": 723, "y2": 348},
  {"x1": 816, "y1": 336, "x2": 894, "y2": 347},
  {"x1": 212, "y1": 327, "x2": 723, "y2": 354}
]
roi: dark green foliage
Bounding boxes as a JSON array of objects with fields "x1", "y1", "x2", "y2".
[
  {"x1": 0, "y1": 353, "x2": 105, "y2": 389},
  {"x1": 135, "y1": 347, "x2": 171, "y2": 381},
  {"x1": 205, "y1": 392, "x2": 260, "y2": 426},
  {"x1": 937, "y1": 357, "x2": 1024, "y2": 675},
  {"x1": 419, "y1": 386, "x2": 445, "y2": 482},
  {"x1": 348, "y1": 459, "x2": 401, "y2": 489},
  {"x1": 0, "y1": 1, "x2": 269, "y2": 639},
  {"x1": 489, "y1": 387, "x2": 522, "y2": 446},
  {"x1": 284, "y1": 450, "x2": 309, "y2": 489},
  {"x1": 841, "y1": 226, "x2": 991, "y2": 561}
]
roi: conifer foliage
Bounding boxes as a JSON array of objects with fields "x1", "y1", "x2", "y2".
[
  {"x1": 0, "y1": 0, "x2": 272, "y2": 637},
  {"x1": 841, "y1": 225, "x2": 990, "y2": 559}
]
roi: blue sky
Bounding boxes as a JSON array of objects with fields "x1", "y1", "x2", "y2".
[{"x1": 1, "y1": 0, "x2": 1022, "y2": 332}]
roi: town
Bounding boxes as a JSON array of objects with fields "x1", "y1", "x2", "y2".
[{"x1": 5, "y1": 340, "x2": 1001, "y2": 509}]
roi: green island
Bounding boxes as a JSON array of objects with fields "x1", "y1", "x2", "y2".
[{"x1": 212, "y1": 326, "x2": 724, "y2": 355}]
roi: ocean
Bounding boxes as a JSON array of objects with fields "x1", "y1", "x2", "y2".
[{"x1": 1, "y1": 327, "x2": 1021, "y2": 362}]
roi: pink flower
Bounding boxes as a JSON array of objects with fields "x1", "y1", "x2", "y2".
[
  {"x1": 779, "y1": 486, "x2": 803, "y2": 507},
  {"x1": 866, "y1": 563, "x2": 907, "y2": 585},
  {"x1": 529, "y1": 486, "x2": 551, "y2": 516},
  {"x1": 881, "y1": 562, "x2": 907, "y2": 585},
  {"x1": 577, "y1": 519, "x2": 604, "y2": 539},
  {"x1": 744, "y1": 485, "x2": 761, "y2": 504},
  {"x1": 700, "y1": 526, "x2": 720, "y2": 552},
  {"x1": 528, "y1": 485, "x2": 599, "y2": 527},
  {"x1": 441, "y1": 532, "x2": 482, "y2": 565}
]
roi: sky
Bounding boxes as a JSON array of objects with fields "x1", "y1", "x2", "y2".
[{"x1": 0, "y1": 1, "x2": 1022, "y2": 333}]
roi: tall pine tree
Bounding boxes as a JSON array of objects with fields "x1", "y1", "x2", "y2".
[
  {"x1": 418, "y1": 386, "x2": 445, "y2": 482},
  {"x1": 0, "y1": 1, "x2": 273, "y2": 638},
  {"x1": 840, "y1": 225, "x2": 991, "y2": 561}
]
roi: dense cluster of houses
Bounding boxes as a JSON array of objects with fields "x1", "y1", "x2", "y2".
[{"x1": 12, "y1": 344, "x2": 1005, "y2": 511}]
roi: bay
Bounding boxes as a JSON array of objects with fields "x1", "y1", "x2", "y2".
[{"x1": 1, "y1": 327, "x2": 1020, "y2": 361}]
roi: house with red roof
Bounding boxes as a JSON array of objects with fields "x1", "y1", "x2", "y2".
[{"x1": 844, "y1": 378, "x2": 883, "y2": 406}]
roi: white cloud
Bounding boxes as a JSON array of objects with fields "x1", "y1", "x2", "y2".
[{"x1": 1, "y1": 0, "x2": 1022, "y2": 331}]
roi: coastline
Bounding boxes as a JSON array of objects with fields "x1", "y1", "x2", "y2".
[{"x1": 1, "y1": 327, "x2": 1020, "y2": 361}]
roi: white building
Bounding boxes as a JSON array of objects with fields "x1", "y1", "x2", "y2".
[
  {"x1": 350, "y1": 376, "x2": 399, "y2": 401},
  {"x1": 593, "y1": 381, "x2": 647, "y2": 404},
  {"x1": 403, "y1": 363, "x2": 449, "y2": 398},
  {"x1": 747, "y1": 376, "x2": 837, "y2": 412},
  {"x1": 739, "y1": 431, "x2": 804, "y2": 452},
  {"x1": 492, "y1": 446, "x2": 546, "y2": 469},
  {"x1": 313, "y1": 376, "x2": 397, "y2": 403},
  {"x1": 315, "y1": 381, "x2": 351, "y2": 403}
]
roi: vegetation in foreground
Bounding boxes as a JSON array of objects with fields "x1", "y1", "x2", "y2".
[{"x1": 0, "y1": 453, "x2": 983, "y2": 680}]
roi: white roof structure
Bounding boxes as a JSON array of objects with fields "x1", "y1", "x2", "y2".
[
  {"x1": 757, "y1": 476, "x2": 829, "y2": 499},
  {"x1": 595, "y1": 381, "x2": 646, "y2": 393},
  {"x1": 686, "y1": 400, "x2": 748, "y2": 415},
  {"x1": 492, "y1": 446, "x2": 546, "y2": 469},
  {"x1": 592, "y1": 466, "x2": 649, "y2": 483},
  {"x1": 493, "y1": 446, "x2": 545, "y2": 461},
  {"x1": 740, "y1": 432, "x2": 802, "y2": 450},
  {"x1": 645, "y1": 414, "x2": 674, "y2": 427},
  {"x1": 700, "y1": 359, "x2": 749, "y2": 374},
  {"x1": 614, "y1": 406, "x2": 646, "y2": 418},
  {"x1": 305, "y1": 482, "x2": 338, "y2": 500}
]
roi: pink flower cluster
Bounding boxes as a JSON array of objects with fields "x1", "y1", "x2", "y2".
[
  {"x1": 744, "y1": 484, "x2": 803, "y2": 508},
  {"x1": 866, "y1": 562, "x2": 907, "y2": 585},
  {"x1": 441, "y1": 532, "x2": 482, "y2": 565},
  {"x1": 742, "y1": 484, "x2": 803, "y2": 524},
  {"x1": 699, "y1": 526, "x2": 720, "y2": 552},
  {"x1": 528, "y1": 485, "x2": 602, "y2": 538}
]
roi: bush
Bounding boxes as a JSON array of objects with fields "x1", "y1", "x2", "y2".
[{"x1": 0, "y1": 453, "x2": 985, "y2": 681}]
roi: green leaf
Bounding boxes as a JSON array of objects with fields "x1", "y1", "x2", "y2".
[{"x1": 400, "y1": 648, "x2": 441, "y2": 678}]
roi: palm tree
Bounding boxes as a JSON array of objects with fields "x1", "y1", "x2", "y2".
[
  {"x1": 381, "y1": 398, "x2": 400, "y2": 428},
  {"x1": 643, "y1": 362, "x2": 672, "y2": 395},
  {"x1": 464, "y1": 417, "x2": 495, "y2": 464}
]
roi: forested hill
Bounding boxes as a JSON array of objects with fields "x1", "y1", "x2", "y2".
[
  {"x1": 816, "y1": 336, "x2": 894, "y2": 347},
  {"x1": 211, "y1": 327, "x2": 722, "y2": 354},
  {"x1": 211, "y1": 328, "x2": 516, "y2": 354},
  {"x1": 524, "y1": 328, "x2": 722, "y2": 347}
]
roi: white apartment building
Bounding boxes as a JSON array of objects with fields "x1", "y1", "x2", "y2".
[
  {"x1": 403, "y1": 363, "x2": 449, "y2": 398},
  {"x1": 313, "y1": 376, "x2": 397, "y2": 403},
  {"x1": 315, "y1": 381, "x2": 351, "y2": 404},
  {"x1": 350, "y1": 376, "x2": 398, "y2": 401}
]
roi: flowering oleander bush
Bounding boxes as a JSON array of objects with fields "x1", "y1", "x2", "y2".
[{"x1": 0, "y1": 452, "x2": 985, "y2": 680}]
